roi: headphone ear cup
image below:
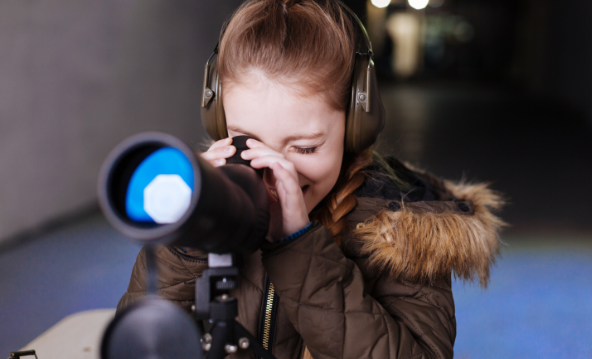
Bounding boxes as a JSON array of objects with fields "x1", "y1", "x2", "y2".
[
  {"x1": 345, "y1": 54, "x2": 386, "y2": 153},
  {"x1": 201, "y1": 58, "x2": 228, "y2": 141}
]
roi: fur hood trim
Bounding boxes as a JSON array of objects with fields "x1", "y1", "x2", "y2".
[{"x1": 353, "y1": 180, "x2": 506, "y2": 288}]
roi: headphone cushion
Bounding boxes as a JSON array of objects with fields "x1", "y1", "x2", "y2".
[
  {"x1": 201, "y1": 59, "x2": 228, "y2": 141},
  {"x1": 345, "y1": 54, "x2": 386, "y2": 153},
  {"x1": 204, "y1": 55, "x2": 385, "y2": 152}
]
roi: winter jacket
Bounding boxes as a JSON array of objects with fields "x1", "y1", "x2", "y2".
[{"x1": 117, "y1": 159, "x2": 505, "y2": 359}]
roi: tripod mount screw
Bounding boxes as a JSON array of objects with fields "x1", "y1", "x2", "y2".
[
  {"x1": 225, "y1": 344, "x2": 238, "y2": 354},
  {"x1": 239, "y1": 337, "x2": 250, "y2": 349},
  {"x1": 216, "y1": 277, "x2": 237, "y2": 290},
  {"x1": 201, "y1": 333, "x2": 213, "y2": 351}
]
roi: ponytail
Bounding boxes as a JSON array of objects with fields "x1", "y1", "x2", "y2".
[{"x1": 311, "y1": 148, "x2": 373, "y2": 245}]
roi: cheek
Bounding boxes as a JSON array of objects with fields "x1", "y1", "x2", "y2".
[
  {"x1": 290, "y1": 149, "x2": 344, "y2": 208},
  {"x1": 293, "y1": 155, "x2": 340, "y2": 184},
  {"x1": 291, "y1": 132, "x2": 344, "y2": 188}
]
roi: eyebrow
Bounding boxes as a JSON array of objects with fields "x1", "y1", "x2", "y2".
[
  {"x1": 227, "y1": 125, "x2": 325, "y2": 144},
  {"x1": 227, "y1": 125, "x2": 259, "y2": 140}
]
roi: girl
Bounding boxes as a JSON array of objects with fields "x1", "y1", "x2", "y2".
[{"x1": 118, "y1": 1, "x2": 505, "y2": 358}]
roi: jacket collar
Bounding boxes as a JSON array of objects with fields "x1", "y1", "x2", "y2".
[{"x1": 344, "y1": 165, "x2": 506, "y2": 288}]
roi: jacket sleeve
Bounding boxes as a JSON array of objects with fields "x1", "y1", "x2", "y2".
[
  {"x1": 261, "y1": 222, "x2": 455, "y2": 359},
  {"x1": 117, "y1": 246, "x2": 208, "y2": 313}
]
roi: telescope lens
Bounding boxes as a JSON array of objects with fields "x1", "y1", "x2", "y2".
[{"x1": 125, "y1": 147, "x2": 194, "y2": 224}]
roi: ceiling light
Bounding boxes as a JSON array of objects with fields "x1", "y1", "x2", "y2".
[
  {"x1": 408, "y1": 0, "x2": 429, "y2": 10},
  {"x1": 371, "y1": 0, "x2": 391, "y2": 9}
]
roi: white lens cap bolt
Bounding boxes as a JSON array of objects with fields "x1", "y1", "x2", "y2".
[{"x1": 143, "y1": 174, "x2": 192, "y2": 224}]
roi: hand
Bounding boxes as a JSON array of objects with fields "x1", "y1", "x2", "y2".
[
  {"x1": 241, "y1": 139, "x2": 309, "y2": 239},
  {"x1": 176, "y1": 138, "x2": 237, "y2": 253},
  {"x1": 200, "y1": 137, "x2": 236, "y2": 167}
]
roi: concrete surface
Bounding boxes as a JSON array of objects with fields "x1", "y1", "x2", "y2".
[
  {"x1": 0, "y1": 0, "x2": 241, "y2": 243},
  {"x1": 19, "y1": 309, "x2": 115, "y2": 359}
]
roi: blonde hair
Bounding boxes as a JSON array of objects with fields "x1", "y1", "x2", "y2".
[{"x1": 219, "y1": 0, "x2": 372, "y2": 243}]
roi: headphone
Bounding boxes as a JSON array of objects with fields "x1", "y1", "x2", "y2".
[{"x1": 201, "y1": 0, "x2": 386, "y2": 154}]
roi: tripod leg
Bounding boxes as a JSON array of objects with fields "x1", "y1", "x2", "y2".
[
  {"x1": 234, "y1": 322, "x2": 277, "y2": 359},
  {"x1": 206, "y1": 321, "x2": 234, "y2": 359}
]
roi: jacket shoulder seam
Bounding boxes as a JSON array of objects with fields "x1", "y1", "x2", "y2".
[
  {"x1": 126, "y1": 279, "x2": 195, "y2": 294},
  {"x1": 166, "y1": 246, "x2": 203, "y2": 278}
]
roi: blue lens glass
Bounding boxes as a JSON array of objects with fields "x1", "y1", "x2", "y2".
[{"x1": 125, "y1": 147, "x2": 194, "y2": 223}]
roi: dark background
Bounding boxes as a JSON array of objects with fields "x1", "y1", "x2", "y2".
[{"x1": 1, "y1": 0, "x2": 590, "y2": 358}]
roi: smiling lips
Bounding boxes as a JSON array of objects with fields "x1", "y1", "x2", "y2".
[
  {"x1": 301, "y1": 185, "x2": 309, "y2": 196},
  {"x1": 268, "y1": 185, "x2": 309, "y2": 201}
]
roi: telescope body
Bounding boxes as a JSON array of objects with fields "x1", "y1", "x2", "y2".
[{"x1": 97, "y1": 132, "x2": 269, "y2": 253}]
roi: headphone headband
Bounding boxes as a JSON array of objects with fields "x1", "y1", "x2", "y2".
[
  {"x1": 201, "y1": 0, "x2": 386, "y2": 153},
  {"x1": 334, "y1": 0, "x2": 374, "y2": 57}
]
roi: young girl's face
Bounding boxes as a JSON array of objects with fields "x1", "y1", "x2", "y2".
[{"x1": 224, "y1": 75, "x2": 346, "y2": 214}]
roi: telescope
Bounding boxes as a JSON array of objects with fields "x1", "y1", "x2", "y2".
[
  {"x1": 97, "y1": 132, "x2": 269, "y2": 253},
  {"x1": 97, "y1": 132, "x2": 276, "y2": 359}
]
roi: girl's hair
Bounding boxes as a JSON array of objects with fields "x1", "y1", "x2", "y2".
[
  {"x1": 311, "y1": 149, "x2": 373, "y2": 244},
  {"x1": 218, "y1": 0, "x2": 373, "y2": 243},
  {"x1": 218, "y1": 0, "x2": 356, "y2": 112}
]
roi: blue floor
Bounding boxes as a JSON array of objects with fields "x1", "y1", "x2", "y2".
[
  {"x1": 452, "y1": 239, "x2": 592, "y2": 359},
  {"x1": 1, "y1": 214, "x2": 591, "y2": 358},
  {"x1": 0, "y1": 215, "x2": 141, "y2": 355}
]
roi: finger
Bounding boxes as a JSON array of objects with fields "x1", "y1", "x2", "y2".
[
  {"x1": 200, "y1": 147, "x2": 236, "y2": 167},
  {"x1": 209, "y1": 137, "x2": 233, "y2": 151},
  {"x1": 201, "y1": 145, "x2": 236, "y2": 161},
  {"x1": 250, "y1": 155, "x2": 298, "y2": 178},
  {"x1": 272, "y1": 163, "x2": 309, "y2": 235},
  {"x1": 241, "y1": 146, "x2": 283, "y2": 161},
  {"x1": 276, "y1": 180, "x2": 300, "y2": 215},
  {"x1": 246, "y1": 138, "x2": 265, "y2": 148},
  {"x1": 200, "y1": 155, "x2": 226, "y2": 167},
  {"x1": 242, "y1": 139, "x2": 277, "y2": 159},
  {"x1": 272, "y1": 163, "x2": 303, "y2": 201}
]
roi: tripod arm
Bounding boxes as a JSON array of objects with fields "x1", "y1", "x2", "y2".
[
  {"x1": 202, "y1": 296, "x2": 277, "y2": 359},
  {"x1": 194, "y1": 266, "x2": 239, "y2": 319},
  {"x1": 194, "y1": 253, "x2": 277, "y2": 359}
]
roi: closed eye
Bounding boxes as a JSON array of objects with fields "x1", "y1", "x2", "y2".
[{"x1": 294, "y1": 146, "x2": 317, "y2": 154}]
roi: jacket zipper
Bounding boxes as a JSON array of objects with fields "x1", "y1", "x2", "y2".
[{"x1": 259, "y1": 275, "x2": 278, "y2": 357}]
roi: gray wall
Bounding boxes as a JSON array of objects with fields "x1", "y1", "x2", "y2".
[{"x1": 0, "y1": 0, "x2": 241, "y2": 244}]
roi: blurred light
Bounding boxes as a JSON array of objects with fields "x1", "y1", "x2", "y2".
[
  {"x1": 371, "y1": 0, "x2": 391, "y2": 8},
  {"x1": 408, "y1": 0, "x2": 429, "y2": 10},
  {"x1": 144, "y1": 174, "x2": 192, "y2": 224},
  {"x1": 387, "y1": 12, "x2": 421, "y2": 78},
  {"x1": 429, "y1": 0, "x2": 444, "y2": 8}
]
